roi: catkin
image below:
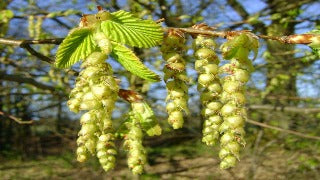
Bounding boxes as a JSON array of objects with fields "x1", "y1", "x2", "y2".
[
  {"x1": 161, "y1": 29, "x2": 189, "y2": 129},
  {"x1": 192, "y1": 24, "x2": 223, "y2": 146},
  {"x1": 68, "y1": 49, "x2": 119, "y2": 171},
  {"x1": 28, "y1": 15, "x2": 35, "y2": 38},
  {"x1": 218, "y1": 33, "x2": 258, "y2": 169},
  {"x1": 123, "y1": 120, "x2": 147, "y2": 174}
]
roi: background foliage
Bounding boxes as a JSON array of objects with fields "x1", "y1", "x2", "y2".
[{"x1": 1, "y1": 0, "x2": 320, "y2": 179}]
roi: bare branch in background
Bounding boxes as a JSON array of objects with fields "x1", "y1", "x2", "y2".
[
  {"x1": 247, "y1": 119, "x2": 320, "y2": 141},
  {"x1": 0, "y1": 71, "x2": 56, "y2": 91},
  {"x1": 0, "y1": 111, "x2": 33, "y2": 125}
]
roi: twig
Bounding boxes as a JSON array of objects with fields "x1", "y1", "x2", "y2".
[
  {"x1": 249, "y1": 104, "x2": 320, "y2": 113},
  {"x1": 0, "y1": 71, "x2": 56, "y2": 91},
  {"x1": 0, "y1": 38, "x2": 63, "y2": 46},
  {"x1": 21, "y1": 44, "x2": 54, "y2": 63},
  {"x1": 247, "y1": 119, "x2": 320, "y2": 141},
  {"x1": 0, "y1": 38, "x2": 63, "y2": 64},
  {"x1": 165, "y1": 27, "x2": 319, "y2": 44},
  {"x1": 0, "y1": 111, "x2": 33, "y2": 125}
]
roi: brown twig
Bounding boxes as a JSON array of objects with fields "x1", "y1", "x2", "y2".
[
  {"x1": 0, "y1": 111, "x2": 33, "y2": 125},
  {"x1": 248, "y1": 104, "x2": 320, "y2": 113},
  {"x1": 247, "y1": 119, "x2": 320, "y2": 141},
  {"x1": 164, "y1": 27, "x2": 319, "y2": 44},
  {"x1": 0, "y1": 38, "x2": 63, "y2": 64}
]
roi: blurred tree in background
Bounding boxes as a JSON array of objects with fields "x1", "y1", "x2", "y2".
[{"x1": 0, "y1": 0, "x2": 320, "y2": 179}]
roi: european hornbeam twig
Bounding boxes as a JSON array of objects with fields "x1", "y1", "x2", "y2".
[{"x1": 0, "y1": 111, "x2": 33, "y2": 125}]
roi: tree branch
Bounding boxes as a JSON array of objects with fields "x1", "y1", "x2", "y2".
[
  {"x1": 247, "y1": 119, "x2": 320, "y2": 141},
  {"x1": 0, "y1": 71, "x2": 56, "y2": 92},
  {"x1": 0, "y1": 24, "x2": 318, "y2": 66},
  {"x1": 0, "y1": 111, "x2": 33, "y2": 125},
  {"x1": 0, "y1": 38, "x2": 63, "y2": 64},
  {"x1": 248, "y1": 104, "x2": 320, "y2": 113},
  {"x1": 165, "y1": 27, "x2": 319, "y2": 45}
]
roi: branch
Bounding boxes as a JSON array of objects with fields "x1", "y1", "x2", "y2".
[
  {"x1": 0, "y1": 38, "x2": 63, "y2": 64},
  {"x1": 0, "y1": 25, "x2": 318, "y2": 65},
  {"x1": 0, "y1": 38, "x2": 63, "y2": 46},
  {"x1": 0, "y1": 71, "x2": 56, "y2": 92},
  {"x1": 247, "y1": 119, "x2": 320, "y2": 141},
  {"x1": 248, "y1": 104, "x2": 320, "y2": 113},
  {"x1": 165, "y1": 27, "x2": 320, "y2": 45},
  {"x1": 0, "y1": 111, "x2": 33, "y2": 125}
]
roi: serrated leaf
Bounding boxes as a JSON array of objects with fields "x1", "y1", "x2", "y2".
[
  {"x1": 111, "y1": 42, "x2": 160, "y2": 82},
  {"x1": 101, "y1": 10, "x2": 163, "y2": 48},
  {"x1": 55, "y1": 28, "x2": 97, "y2": 68},
  {"x1": 132, "y1": 102, "x2": 162, "y2": 136}
]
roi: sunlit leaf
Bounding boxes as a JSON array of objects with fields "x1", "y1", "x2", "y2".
[
  {"x1": 101, "y1": 10, "x2": 163, "y2": 48},
  {"x1": 55, "y1": 28, "x2": 97, "y2": 68},
  {"x1": 111, "y1": 42, "x2": 160, "y2": 82}
]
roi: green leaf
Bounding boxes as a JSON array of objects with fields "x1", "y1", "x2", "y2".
[
  {"x1": 111, "y1": 42, "x2": 160, "y2": 82},
  {"x1": 132, "y1": 102, "x2": 162, "y2": 136},
  {"x1": 55, "y1": 28, "x2": 97, "y2": 68},
  {"x1": 0, "y1": 10, "x2": 14, "y2": 22},
  {"x1": 307, "y1": 30, "x2": 320, "y2": 57},
  {"x1": 101, "y1": 10, "x2": 163, "y2": 48}
]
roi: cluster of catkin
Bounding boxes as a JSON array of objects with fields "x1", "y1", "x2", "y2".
[
  {"x1": 68, "y1": 50, "x2": 119, "y2": 171},
  {"x1": 160, "y1": 24, "x2": 258, "y2": 169},
  {"x1": 161, "y1": 29, "x2": 189, "y2": 129}
]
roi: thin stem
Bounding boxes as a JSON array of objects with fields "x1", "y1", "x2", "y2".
[
  {"x1": 0, "y1": 111, "x2": 33, "y2": 125},
  {"x1": 247, "y1": 119, "x2": 320, "y2": 141}
]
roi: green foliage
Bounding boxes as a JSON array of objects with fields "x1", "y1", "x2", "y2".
[
  {"x1": 0, "y1": 9, "x2": 14, "y2": 36},
  {"x1": 0, "y1": 9, "x2": 13, "y2": 22},
  {"x1": 111, "y1": 42, "x2": 160, "y2": 82},
  {"x1": 308, "y1": 29, "x2": 320, "y2": 57},
  {"x1": 221, "y1": 33, "x2": 259, "y2": 61},
  {"x1": 131, "y1": 102, "x2": 162, "y2": 136},
  {"x1": 101, "y1": 10, "x2": 163, "y2": 48},
  {"x1": 55, "y1": 28, "x2": 97, "y2": 68}
]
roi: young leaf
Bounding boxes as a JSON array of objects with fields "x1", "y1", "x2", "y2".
[
  {"x1": 131, "y1": 102, "x2": 162, "y2": 136},
  {"x1": 101, "y1": 10, "x2": 163, "y2": 48},
  {"x1": 111, "y1": 42, "x2": 160, "y2": 82},
  {"x1": 55, "y1": 28, "x2": 97, "y2": 68}
]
